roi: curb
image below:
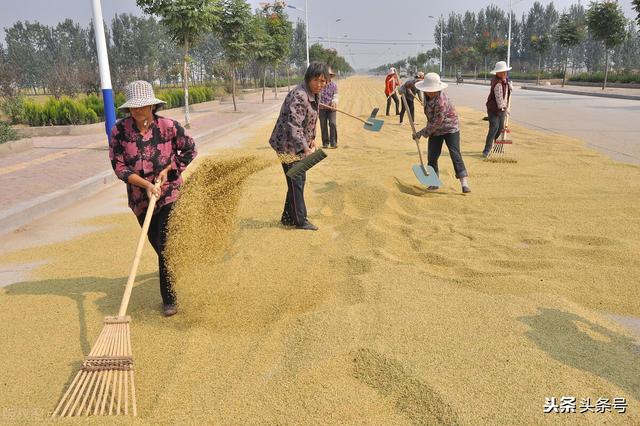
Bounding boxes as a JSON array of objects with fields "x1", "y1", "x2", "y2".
[
  {"x1": 0, "y1": 139, "x2": 34, "y2": 158},
  {"x1": 520, "y1": 85, "x2": 640, "y2": 101},
  {"x1": 0, "y1": 101, "x2": 282, "y2": 236}
]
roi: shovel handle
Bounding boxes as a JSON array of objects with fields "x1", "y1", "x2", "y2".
[
  {"x1": 400, "y1": 93, "x2": 429, "y2": 173},
  {"x1": 118, "y1": 180, "x2": 162, "y2": 317},
  {"x1": 320, "y1": 103, "x2": 372, "y2": 126}
]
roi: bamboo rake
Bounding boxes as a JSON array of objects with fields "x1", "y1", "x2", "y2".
[{"x1": 52, "y1": 183, "x2": 160, "y2": 417}]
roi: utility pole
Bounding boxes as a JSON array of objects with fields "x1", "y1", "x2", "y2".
[
  {"x1": 507, "y1": 0, "x2": 512, "y2": 67},
  {"x1": 90, "y1": 0, "x2": 116, "y2": 141}
]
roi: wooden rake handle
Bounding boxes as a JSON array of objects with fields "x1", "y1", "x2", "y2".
[
  {"x1": 118, "y1": 181, "x2": 162, "y2": 317},
  {"x1": 320, "y1": 103, "x2": 373, "y2": 126}
]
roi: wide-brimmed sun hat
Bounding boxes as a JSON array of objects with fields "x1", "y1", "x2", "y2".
[
  {"x1": 415, "y1": 72, "x2": 448, "y2": 92},
  {"x1": 388, "y1": 67, "x2": 396, "y2": 75},
  {"x1": 416, "y1": 71, "x2": 425, "y2": 79},
  {"x1": 328, "y1": 68, "x2": 336, "y2": 76},
  {"x1": 490, "y1": 61, "x2": 512, "y2": 74},
  {"x1": 118, "y1": 80, "x2": 166, "y2": 110}
]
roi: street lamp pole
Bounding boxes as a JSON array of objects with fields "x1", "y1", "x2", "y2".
[
  {"x1": 440, "y1": 15, "x2": 443, "y2": 76},
  {"x1": 507, "y1": 0, "x2": 512, "y2": 68},
  {"x1": 305, "y1": 0, "x2": 310, "y2": 67},
  {"x1": 90, "y1": 0, "x2": 116, "y2": 141},
  {"x1": 287, "y1": 2, "x2": 310, "y2": 67}
]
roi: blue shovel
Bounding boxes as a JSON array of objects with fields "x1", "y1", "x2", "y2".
[
  {"x1": 400, "y1": 93, "x2": 443, "y2": 188},
  {"x1": 320, "y1": 104, "x2": 384, "y2": 132}
]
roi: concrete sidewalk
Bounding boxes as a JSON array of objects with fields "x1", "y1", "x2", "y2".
[
  {"x1": 0, "y1": 90, "x2": 284, "y2": 236},
  {"x1": 445, "y1": 78, "x2": 640, "y2": 101}
]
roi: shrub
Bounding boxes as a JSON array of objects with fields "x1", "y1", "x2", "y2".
[
  {"x1": 0, "y1": 121, "x2": 18, "y2": 144},
  {"x1": 0, "y1": 96, "x2": 25, "y2": 124}
]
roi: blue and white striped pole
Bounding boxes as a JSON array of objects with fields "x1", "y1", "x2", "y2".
[{"x1": 90, "y1": 0, "x2": 116, "y2": 141}]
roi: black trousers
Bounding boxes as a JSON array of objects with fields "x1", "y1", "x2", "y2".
[
  {"x1": 281, "y1": 163, "x2": 307, "y2": 226},
  {"x1": 319, "y1": 109, "x2": 338, "y2": 147},
  {"x1": 400, "y1": 96, "x2": 415, "y2": 123},
  {"x1": 427, "y1": 131, "x2": 468, "y2": 179},
  {"x1": 484, "y1": 110, "x2": 506, "y2": 155},
  {"x1": 136, "y1": 202, "x2": 175, "y2": 305},
  {"x1": 386, "y1": 92, "x2": 400, "y2": 115}
]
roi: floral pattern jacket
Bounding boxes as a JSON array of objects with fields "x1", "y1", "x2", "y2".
[
  {"x1": 417, "y1": 91, "x2": 460, "y2": 138},
  {"x1": 109, "y1": 115, "x2": 197, "y2": 217},
  {"x1": 269, "y1": 83, "x2": 319, "y2": 163}
]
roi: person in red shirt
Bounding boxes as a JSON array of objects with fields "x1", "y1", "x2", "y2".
[{"x1": 384, "y1": 67, "x2": 401, "y2": 116}]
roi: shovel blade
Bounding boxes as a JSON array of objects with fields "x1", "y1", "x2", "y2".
[
  {"x1": 412, "y1": 164, "x2": 442, "y2": 187},
  {"x1": 364, "y1": 118, "x2": 384, "y2": 132}
]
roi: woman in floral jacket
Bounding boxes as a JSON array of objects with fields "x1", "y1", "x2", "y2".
[
  {"x1": 412, "y1": 73, "x2": 470, "y2": 193},
  {"x1": 109, "y1": 80, "x2": 197, "y2": 316}
]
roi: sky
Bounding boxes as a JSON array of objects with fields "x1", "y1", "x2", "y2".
[{"x1": 1, "y1": 0, "x2": 637, "y2": 70}]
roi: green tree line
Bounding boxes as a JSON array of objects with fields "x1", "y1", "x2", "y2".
[
  {"x1": 372, "y1": 1, "x2": 639, "y2": 89},
  {"x1": 0, "y1": 0, "x2": 353, "y2": 125}
]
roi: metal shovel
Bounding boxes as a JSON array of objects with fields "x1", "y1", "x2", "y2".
[
  {"x1": 400, "y1": 94, "x2": 443, "y2": 187},
  {"x1": 320, "y1": 104, "x2": 383, "y2": 132}
]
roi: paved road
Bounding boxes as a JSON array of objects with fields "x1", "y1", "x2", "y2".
[{"x1": 444, "y1": 83, "x2": 640, "y2": 165}]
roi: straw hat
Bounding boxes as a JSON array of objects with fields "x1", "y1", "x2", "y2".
[
  {"x1": 416, "y1": 71, "x2": 425, "y2": 79},
  {"x1": 328, "y1": 68, "x2": 336, "y2": 76},
  {"x1": 118, "y1": 80, "x2": 166, "y2": 110},
  {"x1": 415, "y1": 72, "x2": 448, "y2": 92},
  {"x1": 490, "y1": 61, "x2": 512, "y2": 74}
]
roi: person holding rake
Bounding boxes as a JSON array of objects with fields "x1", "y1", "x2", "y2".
[
  {"x1": 109, "y1": 80, "x2": 197, "y2": 317},
  {"x1": 412, "y1": 73, "x2": 471, "y2": 193},
  {"x1": 483, "y1": 60, "x2": 513, "y2": 158}
]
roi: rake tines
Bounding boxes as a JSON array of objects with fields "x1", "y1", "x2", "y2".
[
  {"x1": 52, "y1": 316, "x2": 137, "y2": 417},
  {"x1": 486, "y1": 128, "x2": 517, "y2": 163}
]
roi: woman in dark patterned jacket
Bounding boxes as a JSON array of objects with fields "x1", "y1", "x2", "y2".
[
  {"x1": 269, "y1": 62, "x2": 329, "y2": 231},
  {"x1": 109, "y1": 80, "x2": 197, "y2": 316}
]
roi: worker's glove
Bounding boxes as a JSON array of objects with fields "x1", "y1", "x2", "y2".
[
  {"x1": 508, "y1": 81, "x2": 513, "y2": 91},
  {"x1": 412, "y1": 130, "x2": 423, "y2": 140}
]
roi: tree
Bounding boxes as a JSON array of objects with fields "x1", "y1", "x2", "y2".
[
  {"x1": 250, "y1": 11, "x2": 273, "y2": 103},
  {"x1": 289, "y1": 19, "x2": 307, "y2": 71},
  {"x1": 217, "y1": 0, "x2": 253, "y2": 112},
  {"x1": 556, "y1": 13, "x2": 584, "y2": 87},
  {"x1": 136, "y1": 0, "x2": 221, "y2": 126},
  {"x1": 633, "y1": 0, "x2": 640, "y2": 25},
  {"x1": 262, "y1": 2, "x2": 292, "y2": 99},
  {"x1": 0, "y1": 43, "x2": 20, "y2": 98},
  {"x1": 530, "y1": 33, "x2": 552, "y2": 84},
  {"x1": 587, "y1": 1, "x2": 628, "y2": 89}
]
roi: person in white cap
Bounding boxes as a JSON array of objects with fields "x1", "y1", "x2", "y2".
[
  {"x1": 109, "y1": 80, "x2": 198, "y2": 316},
  {"x1": 384, "y1": 67, "x2": 401, "y2": 116},
  {"x1": 412, "y1": 73, "x2": 470, "y2": 193},
  {"x1": 483, "y1": 60, "x2": 513, "y2": 157}
]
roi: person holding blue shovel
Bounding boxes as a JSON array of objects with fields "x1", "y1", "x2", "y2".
[{"x1": 412, "y1": 73, "x2": 471, "y2": 193}]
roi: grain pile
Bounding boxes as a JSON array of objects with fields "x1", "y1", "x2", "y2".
[{"x1": 0, "y1": 76, "x2": 638, "y2": 424}]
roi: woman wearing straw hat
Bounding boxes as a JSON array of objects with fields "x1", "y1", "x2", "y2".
[
  {"x1": 483, "y1": 60, "x2": 513, "y2": 157},
  {"x1": 412, "y1": 73, "x2": 471, "y2": 193},
  {"x1": 384, "y1": 67, "x2": 401, "y2": 116},
  {"x1": 109, "y1": 80, "x2": 197, "y2": 317}
]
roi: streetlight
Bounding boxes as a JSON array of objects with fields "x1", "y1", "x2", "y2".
[
  {"x1": 428, "y1": 15, "x2": 444, "y2": 76},
  {"x1": 287, "y1": 1, "x2": 309, "y2": 67},
  {"x1": 328, "y1": 18, "x2": 342, "y2": 50}
]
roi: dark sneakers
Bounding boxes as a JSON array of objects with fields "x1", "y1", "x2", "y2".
[
  {"x1": 296, "y1": 220, "x2": 318, "y2": 231},
  {"x1": 163, "y1": 304, "x2": 177, "y2": 317},
  {"x1": 462, "y1": 186, "x2": 471, "y2": 194}
]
